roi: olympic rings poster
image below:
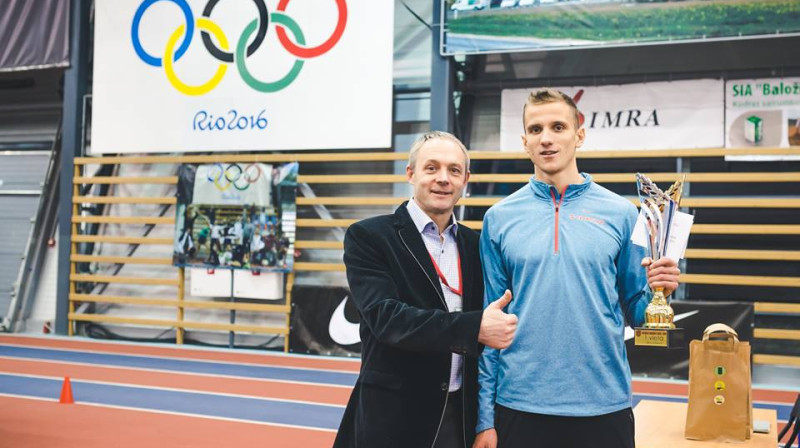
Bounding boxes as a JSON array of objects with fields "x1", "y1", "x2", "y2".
[
  {"x1": 91, "y1": 0, "x2": 393, "y2": 153},
  {"x1": 173, "y1": 162, "x2": 298, "y2": 272}
]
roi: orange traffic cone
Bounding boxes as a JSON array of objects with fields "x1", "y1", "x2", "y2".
[{"x1": 59, "y1": 377, "x2": 74, "y2": 404}]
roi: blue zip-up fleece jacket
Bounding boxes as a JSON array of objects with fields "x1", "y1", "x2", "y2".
[{"x1": 477, "y1": 173, "x2": 650, "y2": 432}]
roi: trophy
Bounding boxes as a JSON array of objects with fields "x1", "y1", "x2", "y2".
[{"x1": 634, "y1": 173, "x2": 686, "y2": 348}]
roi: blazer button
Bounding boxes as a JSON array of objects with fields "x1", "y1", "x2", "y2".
[{"x1": 440, "y1": 382, "x2": 448, "y2": 391}]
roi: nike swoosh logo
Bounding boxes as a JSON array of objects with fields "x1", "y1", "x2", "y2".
[
  {"x1": 329, "y1": 296, "x2": 361, "y2": 346},
  {"x1": 624, "y1": 310, "x2": 699, "y2": 341}
]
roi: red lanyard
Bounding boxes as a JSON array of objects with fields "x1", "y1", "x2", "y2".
[{"x1": 428, "y1": 250, "x2": 462, "y2": 297}]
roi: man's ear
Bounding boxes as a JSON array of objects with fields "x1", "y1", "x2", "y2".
[
  {"x1": 406, "y1": 164, "x2": 414, "y2": 184},
  {"x1": 575, "y1": 127, "x2": 586, "y2": 148}
]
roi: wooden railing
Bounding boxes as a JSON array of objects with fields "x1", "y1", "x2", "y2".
[{"x1": 69, "y1": 147, "x2": 800, "y2": 361}]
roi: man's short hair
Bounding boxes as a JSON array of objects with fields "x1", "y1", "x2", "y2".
[
  {"x1": 407, "y1": 131, "x2": 471, "y2": 172},
  {"x1": 522, "y1": 88, "x2": 581, "y2": 129}
]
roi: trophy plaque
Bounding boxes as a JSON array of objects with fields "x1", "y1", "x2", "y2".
[{"x1": 634, "y1": 173, "x2": 687, "y2": 349}]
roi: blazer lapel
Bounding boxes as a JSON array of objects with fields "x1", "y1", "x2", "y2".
[{"x1": 394, "y1": 205, "x2": 446, "y2": 306}]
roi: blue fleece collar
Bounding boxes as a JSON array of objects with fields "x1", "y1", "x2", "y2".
[{"x1": 528, "y1": 172, "x2": 593, "y2": 202}]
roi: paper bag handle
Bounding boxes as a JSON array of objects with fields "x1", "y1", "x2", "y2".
[{"x1": 702, "y1": 323, "x2": 739, "y2": 342}]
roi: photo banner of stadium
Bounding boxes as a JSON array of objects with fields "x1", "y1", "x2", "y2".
[
  {"x1": 500, "y1": 79, "x2": 724, "y2": 151},
  {"x1": 91, "y1": 0, "x2": 393, "y2": 153},
  {"x1": 173, "y1": 162, "x2": 298, "y2": 272},
  {"x1": 441, "y1": 0, "x2": 800, "y2": 55}
]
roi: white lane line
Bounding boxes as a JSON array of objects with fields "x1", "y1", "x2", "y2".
[
  {"x1": 0, "y1": 392, "x2": 338, "y2": 433},
  {"x1": 0, "y1": 355, "x2": 354, "y2": 389},
  {"x1": 0, "y1": 333, "x2": 361, "y2": 363},
  {"x1": 0, "y1": 371, "x2": 346, "y2": 408},
  {"x1": 0, "y1": 341, "x2": 360, "y2": 374},
  {"x1": 634, "y1": 377, "x2": 800, "y2": 397},
  {"x1": 636, "y1": 392, "x2": 795, "y2": 408}
]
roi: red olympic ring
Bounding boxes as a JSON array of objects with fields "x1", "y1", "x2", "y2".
[
  {"x1": 243, "y1": 163, "x2": 262, "y2": 183},
  {"x1": 275, "y1": 0, "x2": 347, "y2": 58}
]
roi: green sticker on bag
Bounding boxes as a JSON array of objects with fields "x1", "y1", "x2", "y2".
[{"x1": 715, "y1": 366, "x2": 726, "y2": 376}]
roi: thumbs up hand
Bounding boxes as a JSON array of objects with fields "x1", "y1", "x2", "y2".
[{"x1": 478, "y1": 290, "x2": 518, "y2": 350}]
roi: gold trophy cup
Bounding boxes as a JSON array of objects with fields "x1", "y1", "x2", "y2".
[{"x1": 634, "y1": 173, "x2": 686, "y2": 348}]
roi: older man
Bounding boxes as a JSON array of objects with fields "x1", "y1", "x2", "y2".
[{"x1": 334, "y1": 131, "x2": 517, "y2": 448}]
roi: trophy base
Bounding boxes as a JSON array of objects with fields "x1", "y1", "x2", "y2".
[{"x1": 634, "y1": 327, "x2": 685, "y2": 349}]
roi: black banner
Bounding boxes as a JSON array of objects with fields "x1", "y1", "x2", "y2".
[
  {"x1": 290, "y1": 286, "x2": 361, "y2": 357},
  {"x1": 288, "y1": 292, "x2": 752, "y2": 373},
  {"x1": 627, "y1": 301, "x2": 754, "y2": 379}
]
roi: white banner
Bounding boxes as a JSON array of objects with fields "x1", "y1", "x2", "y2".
[
  {"x1": 500, "y1": 79, "x2": 724, "y2": 152},
  {"x1": 91, "y1": 0, "x2": 393, "y2": 153},
  {"x1": 193, "y1": 163, "x2": 272, "y2": 206},
  {"x1": 725, "y1": 77, "x2": 800, "y2": 149}
]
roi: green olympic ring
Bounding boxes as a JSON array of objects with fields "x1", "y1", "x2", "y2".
[{"x1": 237, "y1": 13, "x2": 305, "y2": 93}]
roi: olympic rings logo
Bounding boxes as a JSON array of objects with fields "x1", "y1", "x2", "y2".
[
  {"x1": 131, "y1": 0, "x2": 347, "y2": 95},
  {"x1": 207, "y1": 163, "x2": 263, "y2": 191}
]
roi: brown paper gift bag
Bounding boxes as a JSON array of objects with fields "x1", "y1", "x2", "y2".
[{"x1": 685, "y1": 323, "x2": 752, "y2": 442}]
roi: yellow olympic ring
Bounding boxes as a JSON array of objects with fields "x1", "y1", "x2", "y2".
[
  {"x1": 164, "y1": 18, "x2": 228, "y2": 96},
  {"x1": 207, "y1": 164, "x2": 234, "y2": 192},
  {"x1": 214, "y1": 175, "x2": 233, "y2": 191}
]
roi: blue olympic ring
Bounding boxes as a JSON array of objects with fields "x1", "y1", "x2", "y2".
[{"x1": 132, "y1": 0, "x2": 194, "y2": 67}]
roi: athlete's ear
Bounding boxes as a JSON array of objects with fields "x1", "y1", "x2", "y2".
[{"x1": 576, "y1": 126, "x2": 586, "y2": 148}]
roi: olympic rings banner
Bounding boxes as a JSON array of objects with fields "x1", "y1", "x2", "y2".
[
  {"x1": 174, "y1": 162, "x2": 298, "y2": 272},
  {"x1": 92, "y1": 0, "x2": 393, "y2": 153},
  {"x1": 194, "y1": 162, "x2": 273, "y2": 206}
]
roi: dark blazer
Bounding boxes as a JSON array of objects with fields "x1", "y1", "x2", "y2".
[{"x1": 333, "y1": 203, "x2": 484, "y2": 448}]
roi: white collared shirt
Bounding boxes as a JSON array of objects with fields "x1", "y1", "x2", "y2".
[{"x1": 406, "y1": 198, "x2": 463, "y2": 392}]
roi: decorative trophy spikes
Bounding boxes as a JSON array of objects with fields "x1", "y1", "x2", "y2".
[
  {"x1": 664, "y1": 178, "x2": 685, "y2": 204},
  {"x1": 633, "y1": 173, "x2": 688, "y2": 348}
]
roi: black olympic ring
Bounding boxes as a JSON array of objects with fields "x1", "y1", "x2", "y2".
[
  {"x1": 233, "y1": 163, "x2": 262, "y2": 191},
  {"x1": 223, "y1": 163, "x2": 243, "y2": 182},
  {"x1": 201, "y1": 0, "x2": 269, "y2": 64}
]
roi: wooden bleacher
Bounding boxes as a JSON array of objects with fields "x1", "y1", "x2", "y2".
[{"x1": 68, "y1": 147, "x2": 800, "y2": 364}]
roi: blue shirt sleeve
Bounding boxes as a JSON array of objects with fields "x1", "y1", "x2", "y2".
[
  {"x1": 617, "y1": 204, "x2": 650, "y2": 328},
  {"x1": 477, "y1": 210, "x2": 510, "y2": 433}
]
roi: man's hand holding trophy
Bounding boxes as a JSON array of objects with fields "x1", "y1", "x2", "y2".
[{"x1": 633, "y1": 173, "x2": 694, "y2": 348}]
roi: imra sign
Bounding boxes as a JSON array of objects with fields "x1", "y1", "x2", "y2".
[
  {"x1": 587, "y1": 110, "x2": 659, "y2": 129},
  {"x1": 500, "y1": 79, "x2": 723, "y2": 151},
  {"x1": 570, "y1": 88, "x2": 659, "y2": 129}
]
